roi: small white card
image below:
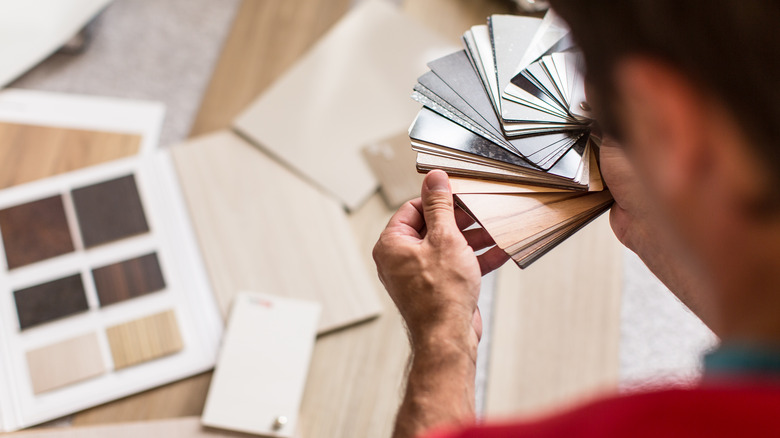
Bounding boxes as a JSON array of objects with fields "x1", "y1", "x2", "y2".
[{"x1": 202, "y1": 292, "x2": 320, "y2": 437}]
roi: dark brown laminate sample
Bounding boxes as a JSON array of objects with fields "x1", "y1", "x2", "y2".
[
  {"x1": 14, "y1": 274, "x2": 89, "y2": 330},
  {"x1": 72, "y1": 175, "x2": 150, "y2": 248},
  {"x1": 93, "y1": 252, "x2": 166, "y2": 306},
  {"x1": 0, "y1": 195, "x2": 75, "y2": 269}
]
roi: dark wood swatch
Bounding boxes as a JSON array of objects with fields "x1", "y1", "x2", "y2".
[
  {"x1": 14, "y1": 274, "x2": 89, "y2": 330},
  {"x1": 72, "y1": 175, "x2": 150, "y2": 248},
  {"x1": 0, "y1": 195, "x2": 75, "y2": 269},
  {"x1": 93, "y1": 252, "x2": 166, "y2": 306}
]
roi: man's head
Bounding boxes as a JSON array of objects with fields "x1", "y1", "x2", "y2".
[{"x1": 549, "y1": 0, "x2": 780, "y2": 340}]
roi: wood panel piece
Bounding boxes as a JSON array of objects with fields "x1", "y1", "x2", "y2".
[
  {"x1": 71, "y1": 174, "x2": 149, "y2": 248},
  {"x1": 189, "y1": 0, "x2": 353, "y2": 137},
  {"x1": 0, "y1": 122, "x2": 141, "y2": 190},
  {"x1": 0, "y1": 195, "x2": 74, "y2": 269},
  {"x1": 92, "y1": 252, "x2": 165, "y2": 307},
  {"x1": 485, "y1": 215, "x2": 622, "y2": 419},
  {"x1": 171, "y1": 130, "x2": 382, "y2": 334},
  {"x1": 14, "y1": 274, "x2": 88, "y2": 330},
  {"x1": 26, "y1": 332, "x2": 106, "y2": 395},
  {"x1": 106, "y1": 310, "x2": 183, "y2": 370},
  {"x1": 297, "y1": 193, "x2": 409, "y2": 438},
  {"x1": 233, "y1": 0, "x2": 456, "y2": 210}
]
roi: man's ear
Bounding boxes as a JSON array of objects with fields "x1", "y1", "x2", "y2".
[{"x1": 612, "y1": 58, "x2": 711, "y2": 197}]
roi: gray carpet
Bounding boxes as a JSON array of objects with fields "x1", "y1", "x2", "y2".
[{"x1": 10, "y1": 0, "x2": 240, "y2": 147}]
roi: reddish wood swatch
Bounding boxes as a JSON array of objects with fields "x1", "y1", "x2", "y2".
[
  {"x1": 93, "y1": 253, "x2": 166, "y2": 307},
  {"x1": 0, "y1": 195, "x2": 75, "y2": 269}
]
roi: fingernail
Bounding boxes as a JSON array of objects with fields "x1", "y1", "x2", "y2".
[{"x1": 425, "y1": 170, "x2": 450, "y2": 192}]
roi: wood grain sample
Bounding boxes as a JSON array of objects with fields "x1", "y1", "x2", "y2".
[
  {"x1": 0, "y1": 122, "x2": 141, "y2": 190},
  {"x1": 71, "y1": 174, "x2": 149, "y2": 248},
  {"x1": 0, "y1": 195, "x2": 75, "y2": 269},
  {"x1": 456, "y1": 191, "x2": 614, "y2": 267},
  {"x1": 14, "y1": 274, "x2": 89, "y2": 330},
  {"x1": 26, "y1": 332, "x2": 106, "y2": 395},
  {"x1": 171, "y1": 130, "x2": 382, "y2": 334},
  {"x1": 106, "y1": 310, "x2": 183, "y2": 370},
  {"x1": 485, "y1": 216, "x2": 622, "y2": 419},
  {"x1": 92, "y1": 253, "x2": 165, "y2": 306}
]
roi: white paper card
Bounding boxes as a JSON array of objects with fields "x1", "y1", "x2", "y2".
[{"x1": 202, "y1": 292, "x2": 320, "y2": 437}]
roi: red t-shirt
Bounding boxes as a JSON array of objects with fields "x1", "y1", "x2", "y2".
[{"x1": 424, "y1": 385, "x2": 780, "y2": 437}]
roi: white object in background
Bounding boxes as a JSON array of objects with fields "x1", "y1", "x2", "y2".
[
  {"x1": 0, "y1": 0, "x2": 112, "y2": 88},
  {"x1": 202, "y1": 292, "x2": 321, "y2": 437}
]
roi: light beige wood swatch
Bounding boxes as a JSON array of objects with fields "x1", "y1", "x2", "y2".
[
  {"x1": 486, "y1": 215, "x2": 622, "y2": 419},
  {"x1": 362, "y1": 131, "x2": 424, "y2": 209},
  {"x1": 106, "y1": 310, "x2": 183, "y2": 370},
  {"x1": 171, "y1": 130, "x2": 382, "y2": 334},
  {"x1": 26, "y1": 332, "x2": 106, "y2": 395},
  {"x1": 0, "y1": 122, "x2": 141, "y2": 190},
  {"x1": 233, "y1": 0, "x2": 455, "y2": 210}
]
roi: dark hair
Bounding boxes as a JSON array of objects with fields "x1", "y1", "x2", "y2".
[{"x1": 549, "y1": 0, "x2": 780, "y2": 178}]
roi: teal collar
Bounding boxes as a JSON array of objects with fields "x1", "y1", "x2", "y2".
[{"x1": 704, "y1": 345, "x2": 780, "y2": 377}]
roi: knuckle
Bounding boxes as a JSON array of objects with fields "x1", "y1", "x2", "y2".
[{"x1": 425, "y1": 193, "x2": 453, "y2": 211}]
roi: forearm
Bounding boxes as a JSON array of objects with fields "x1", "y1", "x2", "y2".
[{"x1": 392, "y1": 328, "x2": 479, "y2": 438}]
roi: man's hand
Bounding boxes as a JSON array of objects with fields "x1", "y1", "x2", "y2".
[
  {"x1": 373, "y1": 169, "x2": 508, "y2": 345},
  {"x1": 373, "y1": 169, "x2": 508, "y2": 438},
  {"x1": 600, "y1": 138, "x2": 717, "y2": 329}
]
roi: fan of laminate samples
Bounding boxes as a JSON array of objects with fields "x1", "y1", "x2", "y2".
[{"x1": 408, "y1": 12, "x2": 613, "y2": 268}]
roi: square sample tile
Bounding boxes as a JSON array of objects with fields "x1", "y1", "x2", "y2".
[
  {"x1": 26, "y1": 332, "x2": 106, "y2": 394},
  {"x1": 0, "y1": 195, "x2": 75, "y2": 269},
  {"x1": 14, "y1": 274, "x2": 89, "y2": 330},
  {"x1": 106, "y1": 310, "x2": 183, "y2": 370},
  {"x1": 71, "y1": 175, "x2": 149, "y2": 248},
  {"x1": 93, "y1": 252, "x2": 166, "y2": 307}
]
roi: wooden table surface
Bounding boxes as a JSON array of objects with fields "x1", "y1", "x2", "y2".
[{"x1": 7, "y1": 0, "x2": 622, "y2": 435}]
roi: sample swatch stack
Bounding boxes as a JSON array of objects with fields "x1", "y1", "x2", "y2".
[{"x1": 409, "y1": 13, "x2": 613, "y2": 268}]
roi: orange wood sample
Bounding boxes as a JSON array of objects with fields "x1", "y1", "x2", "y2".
[{"x1": 0, "y1": 122, "x2": 141, "y2": 190}]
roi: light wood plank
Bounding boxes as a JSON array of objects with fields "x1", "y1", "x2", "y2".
[
  {"x1": 189, "y1": 0, "x2": 353, "y2": 137},
  {"x1": 170, "y1": 130, "x2": 382, "y2": 334},
  {"x1": 485, "y1": 215, "x2": 622, "y2": 419}
]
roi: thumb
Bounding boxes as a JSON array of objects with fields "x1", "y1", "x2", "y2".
[{"x1": 421, "y1": 170, "x2": 457, "y2": 233}]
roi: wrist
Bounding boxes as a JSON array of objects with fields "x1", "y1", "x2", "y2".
[{"x1": 411, "y1": 322, "x2": 479, "y2": 365}]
